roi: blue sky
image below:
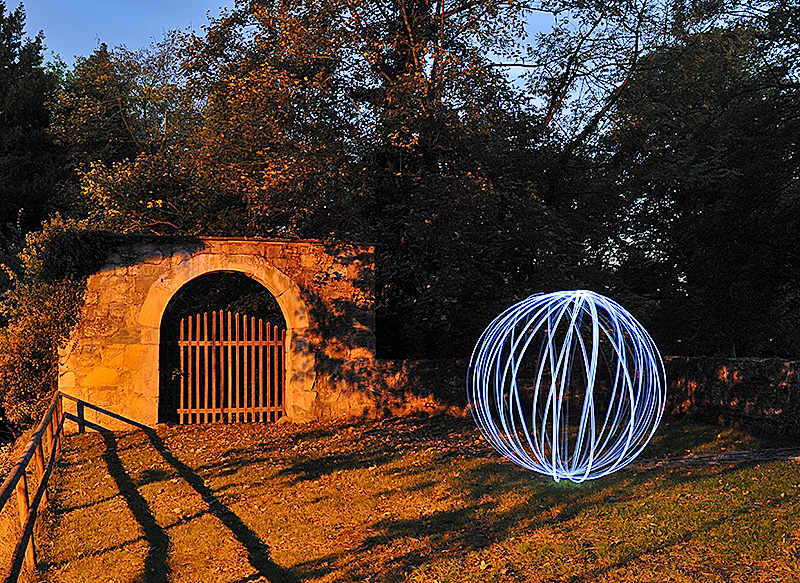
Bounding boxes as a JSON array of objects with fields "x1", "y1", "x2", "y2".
[
  {"x1": 22, "y1": 0, "x2": 231, "y2": 66},
  {"x1": 20, "y1": 1, "x2": 551, "y2": 69}
]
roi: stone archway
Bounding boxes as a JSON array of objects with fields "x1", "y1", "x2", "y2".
[
  {"x1": 138, "y1": 253, "x2": 316, "y2": 423},
  {"x1": 58, "y1": 236, "x2": 376, "y2": 429}
]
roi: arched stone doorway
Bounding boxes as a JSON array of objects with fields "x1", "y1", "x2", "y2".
[
  {"x1": 138, "y1": 248, "x2": 318, "y2": 424},
  {"x1": 58, "y1": 236, "x2": 376, "y2": 430},
  {"x1": 158, "y1": 271, "x2": 287, "y2": 424}
]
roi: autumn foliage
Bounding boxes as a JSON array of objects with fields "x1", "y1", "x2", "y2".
[{"x1": 1, "y1": 0, "x2": 799, "y2": 431}]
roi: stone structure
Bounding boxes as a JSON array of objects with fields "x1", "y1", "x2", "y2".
[
  {"x1": 665, "y1": 356, "x2": 800, "y2": 436},
  {"x1": 59, "y1": 238, "x2": 800, "y2": 438},
  {"x1": 59, "y1": 236, "x2": 375, "y2": 429}
]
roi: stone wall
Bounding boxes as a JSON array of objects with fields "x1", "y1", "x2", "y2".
[
  {"x1": 58, "y1": 235, "x2": 800, "y2": 435},
  {"x1": 311, "y1": 359, "x2": 470, "y2": 420},
  {"x1": 357, "y1": 357, "x2": 800, "y2": 437},
  {"x1": 59, "y1": 236, "x2": 375, "y2": 429},
  {"x1": 664, "y1": 357, "x2": 800, "y2": 436}
]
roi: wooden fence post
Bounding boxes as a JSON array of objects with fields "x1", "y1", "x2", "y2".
[
  {"x1": 77, "y1": 401, "x2": 85, "y2": 434},
  {"x1": 55, "y1": 396, "x2": 63, "y2": 455},
  {"x1": 15, "y1": 471, "x2": 37, "y2": 569},
  {"x1": 45, "y1": 416, "x2": 54, "y2": 457},
  {"x1": 33, "y1": 443, "x2": 49, "y2": 506}
]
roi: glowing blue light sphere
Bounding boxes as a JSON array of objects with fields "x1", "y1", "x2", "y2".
[{"x1": 468, "y1": 290, "x2": 666, "y2": 483}]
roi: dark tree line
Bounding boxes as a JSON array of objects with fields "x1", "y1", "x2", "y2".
[{"x1": 1, "y1": 0, "x2": 799, "y2": 371}]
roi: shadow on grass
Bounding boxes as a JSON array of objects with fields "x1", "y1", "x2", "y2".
[
  {"x1": 278, "y1": 451, "x2": 394, "y2": 482},
  {"x1": 273, "y1": 416, "x2": 779, "y2": 582},
  {"x1": 266, "y1": 426, "x2": 611, "y2": 580},
  {"x1": 99, "y1": 428, "x2": 172, "y2": 583},
  {"x1": 565, "y1": 487, "x2": 769, "y2": 583},
  {"x1": 141, "y1": 427, "x2": 300, "y2": 583}
]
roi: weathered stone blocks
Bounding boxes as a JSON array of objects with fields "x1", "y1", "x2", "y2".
[
  {"x1": 665, "y1": 356, "x2": 800, "y2": 436},
  {"x1": 59, "y1": 236, "x2": 377, "y2": 430}
]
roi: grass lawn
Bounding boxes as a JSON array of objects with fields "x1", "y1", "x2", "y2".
[{"x1": 24, "y1": 415, "x2": 800, "y2": 583}]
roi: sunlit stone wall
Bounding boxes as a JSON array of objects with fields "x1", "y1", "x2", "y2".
[{"x1": 58, "y1": 236, "x2": 375, "y2": 429}]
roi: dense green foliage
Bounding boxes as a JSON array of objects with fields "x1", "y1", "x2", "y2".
[
  {"x1": 1, "y1": 0, "x2": 799, "y2": 430},
  {"x1": 593, "y1": 26, "x2": 800, "y2": 356},
  {"x1": 0, "y1": 1, "x2": 64, "y2": 232}
]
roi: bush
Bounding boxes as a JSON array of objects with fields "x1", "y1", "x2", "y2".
[{"x1": 0, "y1": 217, "x2": 110, "y2": 430}]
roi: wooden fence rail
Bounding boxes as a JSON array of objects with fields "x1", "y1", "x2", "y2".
[
  {"x1": 0, "y1": 392, "x2": 149, "y2": 583},
  {"x1": 1, "y1": 391, "x2": 64, "y2": 583}
]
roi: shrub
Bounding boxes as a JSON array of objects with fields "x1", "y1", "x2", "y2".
[{"x1": 0, "y1": 217, "x2": 110, "y2": 430}]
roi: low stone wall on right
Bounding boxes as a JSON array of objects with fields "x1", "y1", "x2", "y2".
[
  {"x1": 664, "y1": 357, "x2": 800, "y2": 436},
  {"x1": 355, "y1": 356, "x2": 800, "y2": 437}
]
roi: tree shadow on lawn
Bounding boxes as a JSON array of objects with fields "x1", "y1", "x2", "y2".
[
  {"x1": 285, "y1": 450, "x2": 783, "y2": 583},
  {"x1": 566, "y1": 491, "x2": 777, "y2": 583},
  {"x1": 107, "y1": 416, "x2": 788, "y2": 582},
  {"x1": 276, "y1": 457, "x2": 611, "y2": 580},
  {"x1": 192, "y1": 416, "x2": 482, "y2": 494},
  {"x1": 50, "y1": 421, "x2": 301, "y2": 583},
  {"x1": 140, "y1": 427, "x2": 301, "y2": 583}
]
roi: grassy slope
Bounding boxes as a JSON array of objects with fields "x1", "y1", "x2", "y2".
[{"x1": 28, "y1": 416, "x2": 800, "y2": 583}]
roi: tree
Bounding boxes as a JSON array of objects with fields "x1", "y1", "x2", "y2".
[
  {"x1": 592, "y1": 25, "x2": 800, "y2": 357},
  {"x1": 56, "y1": 34, "x2": 248, "y2": 235},
  {"x1": 49, "y1": 44, "x2": 140, "y2": 174},
  {"x1": 0, "y1": 1, "x2": 63, "y2": 231},
  {"x1": 0, "y1": 217, "x2": 111, "y2": 428},
  {"x1": 178, "y1": 0, "x2": 584, "y2": 356}
]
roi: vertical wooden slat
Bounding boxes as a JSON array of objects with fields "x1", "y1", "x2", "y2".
[
  {"x1": 275, "y1": 325, "x2": 281, "y2": 411},
  {"x1": 212, "y1": 310, "x2": 218, "y2": 422},
  {"x1": 189, "y1": 315, "x2": 195, "y2": 424},
  {"x1": 251, "y1": 316, "x2": 257, "y2": 421},
  {"x1": 252, "y1": 316, "x2": 258, "y2": 420},
  {"x1": 242, "y1": 313, "x2": 249, "y2": 421},
  {"x1": 192, "y1": 314, "x2": 196, "y2": 423},
  {"x1": 227, "y1": 311, "x2": 233, "y2": 423},
  {"x1": 269, "y1": 323, "x2": 274, "y2": 419},
  {"x1": 253, "y1": 316, "x2": 257, "y2": 420},
  {"x1": 258, "y1": 318, "x2": 264, "y2": 421},
  {"x1": 247, "y1": 316, "x2": 252, "y2": 420},
  {"x1": 188, "y1": 314, "x2": 193, "y2": 423},
  {"x1": 272, "y1": 323, "x2": 278, "y2": 413},
  {"x1": 279, "y1": 328, "x2": 286, "y2": 411},
  {"x1": 203, "y1": 312, "x2": 209, "y2": 423},
  {"x1": 232, "y1": 312, "x2": 238, "y2": 421},
  {"x1": 179, "y1": 317, "x2": 185, "y2": 423},
  {"x1": 264, "y1": 322, "x2": 273, "y2": 408},
  {"x1": 16, "y1": 471, "x2": 36, "y2": 568}
]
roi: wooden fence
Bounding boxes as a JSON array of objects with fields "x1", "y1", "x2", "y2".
[
  {"x1": 0, "y1": 392, "x2": 63, "y2": 582},
  {"x1": 177, "y1": 311, "x2": 286, "y2": 424},
  {"x1": 0, "y1": 393, "x2": 147, "y2": 583}
]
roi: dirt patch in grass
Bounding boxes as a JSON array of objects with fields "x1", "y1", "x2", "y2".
[{"x1": 27, "y1": 415, "x2": 800, "y2": 583}]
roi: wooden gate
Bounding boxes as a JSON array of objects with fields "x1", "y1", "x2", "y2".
[{"x1": 177, "y1": 311, "x2": 286, "y2": 424}]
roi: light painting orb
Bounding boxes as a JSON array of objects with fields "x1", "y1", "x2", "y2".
[{"x1": 468, "y1": 290, "x2": 666, "y2": 483}]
